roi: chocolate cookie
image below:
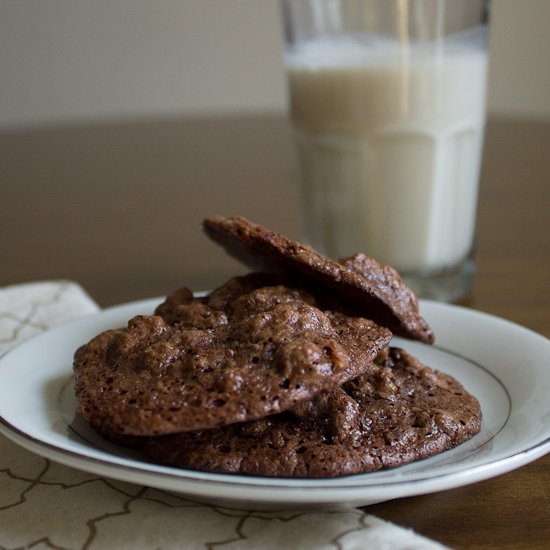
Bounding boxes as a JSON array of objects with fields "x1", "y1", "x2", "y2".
[
  {"x1": 74, "y1": 274, "x2": 392, "y2": 436},
  {"x1": 142, "y1": 348, "x2": 480, "y2": 477},
  {"x1": 203, "y1": 216, "x2": 434, "y2": 343}
]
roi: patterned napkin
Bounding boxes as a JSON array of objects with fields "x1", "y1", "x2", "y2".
[{"x1": 0, "y1": 280, "x2": 446, "y2": 549}]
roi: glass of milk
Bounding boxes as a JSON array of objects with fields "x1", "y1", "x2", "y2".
[{"x1": 280, "y1": 0, "x2": 490, "y2": 301}]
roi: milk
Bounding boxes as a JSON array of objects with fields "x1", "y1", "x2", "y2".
[{"x1": 285, "y1": 31, "x2": 488, "y2": 273}]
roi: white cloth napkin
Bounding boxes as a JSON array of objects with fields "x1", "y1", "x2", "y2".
[{"x1": 0, "y1": 280, "x2": 446, "y2": 549}]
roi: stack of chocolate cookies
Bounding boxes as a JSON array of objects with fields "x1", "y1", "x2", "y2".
[{"x1": 73, "y1": 216, "x2": 481, "y2": 478}]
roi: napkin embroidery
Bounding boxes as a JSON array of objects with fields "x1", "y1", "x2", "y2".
[{"x1": 0, "y1": 280, "x2": 99, "y2": 357}]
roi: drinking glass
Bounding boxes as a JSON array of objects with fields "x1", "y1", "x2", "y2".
[{"x1": 280, "y1": 0, "x2": 490, "y2": 301}]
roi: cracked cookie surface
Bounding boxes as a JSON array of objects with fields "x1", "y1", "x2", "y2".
[
  {"x1": 143, "y1": 348, "x2": 481, "y2": 477},
  {"x1": 73, "y1": 274, "x2": 391, "y2": 436},
  {"x1": 203, "y1": 216, "x2": 434, "y2": 343}
]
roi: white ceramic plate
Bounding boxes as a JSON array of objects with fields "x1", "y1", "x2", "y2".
[{"x1": 0, "y1": 298, "x2": 549, "y2": 509}]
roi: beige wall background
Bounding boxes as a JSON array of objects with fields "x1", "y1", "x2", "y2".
[{"x1": 1, "y1": 0, "x2": 549, "y2": 129}]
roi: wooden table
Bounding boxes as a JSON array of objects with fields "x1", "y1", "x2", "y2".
[{"x1": 1, "y1": 115, "x2": 549, "y2": 549}]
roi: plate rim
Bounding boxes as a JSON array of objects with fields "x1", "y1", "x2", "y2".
[{"x1": 2, "y1": 414, "x2": 549, "y2": 504}]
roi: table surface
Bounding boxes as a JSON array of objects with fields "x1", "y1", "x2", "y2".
[{"x1": 1, "y1": 115, "x2": 549, "y2": 549}]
